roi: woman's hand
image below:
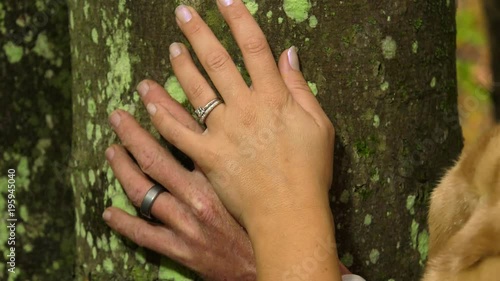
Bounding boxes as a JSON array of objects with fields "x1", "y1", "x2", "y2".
[
  {"x1": 135, "y1": 1, "x2": 339, "y2": 280},
  {"x1": 148, "y1": 1, "x2": 335, "y2": 229},
  {"x1": 103, "y1": 80, "x2": 255, "y2": 281}
]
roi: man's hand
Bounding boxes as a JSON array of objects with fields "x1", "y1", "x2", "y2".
[{"x1": 103, "y1": 80, "x2": 255, "y2": 281}]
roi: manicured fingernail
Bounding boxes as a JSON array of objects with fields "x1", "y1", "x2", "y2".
[
  {"x1": 109, "y1": 111, "x2": 121, "y2": 127},
  {"x1": 105, "y1": 147, "x2": 115, "y2": 161},
  {"x1": 102, "y1": 210, "x2": 112, "y2": 221},
  {"x1": 219, "y1": 0, "x2": 234, "y2": 6},
  {"x1": 288, "y1": 46, "x2": 300, "y2": 71},
  {"x1": 137, "y1": 81, "x2": 150, "y2": 97},
  {"x1": 175, "y1": 5, "x2": 192, "y2": 23},
  {"x1": 147, "y1": 103, "x2": 157, "y2": 115},
  {"x1": 169, "y1": 43, "x2": 182, "y2": 58}
]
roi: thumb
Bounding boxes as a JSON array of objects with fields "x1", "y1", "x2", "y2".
[{"x1": 278, "y1": 47, "x2": 324, "y2": 121}]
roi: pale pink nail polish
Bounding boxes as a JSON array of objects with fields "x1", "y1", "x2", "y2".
[
  {"x1": 169, "y1": 43, "x2": 182, "y2": 58},
  {"x1": 175, "y1": 5, "x2": 192, "y2": 23},
  {"x1": 288, "y1": 46, "x2": 300, "y2": 71},
  {"x1": 147, "y1": 103, "x2": 157, "y2": 116},
  {"x1": 219, "y1": 0, "x2": 234, "y2": 7}
]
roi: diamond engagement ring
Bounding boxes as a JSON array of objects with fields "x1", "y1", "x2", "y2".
[{"x1": 195, "y1": 98, "x2": 224, "y2": 125}]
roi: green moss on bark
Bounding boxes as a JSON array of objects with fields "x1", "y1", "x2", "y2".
[{"x1": 0, "y1": 0, "x2": 74, "y2": 280}]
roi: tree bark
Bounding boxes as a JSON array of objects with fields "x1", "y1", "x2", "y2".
[
  {"x1": 0, "y1": 0, "x2": 74, "y2": 280},
  {"x1": 69, "y1": 0, "x2": 461, "y2": 280}
]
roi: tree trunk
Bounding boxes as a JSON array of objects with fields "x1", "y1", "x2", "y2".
[
  {"x1": 0, "y1": 0, "x2": 74, "y2": 280},
  {"x1": 69, "y1": 0, "x2": 461, "y2": 280}
]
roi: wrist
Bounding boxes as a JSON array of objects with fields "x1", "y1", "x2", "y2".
[
  {"x1": 246, "y1": 199, "x2": 335, "y2": 250},
  {"x1": 245, "y1": 192, "x2": 341, "y2": 280},
  {"x1": 246, "y1": 196, "x2": 333, "y2": 239},
  {"x1": 243, "y1": 181, "x2": 331, "y2": 229}
]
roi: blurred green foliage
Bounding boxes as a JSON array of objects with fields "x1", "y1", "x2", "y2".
[{"x1": 457, "y1": 9, "x2": 487, "y2": 47}]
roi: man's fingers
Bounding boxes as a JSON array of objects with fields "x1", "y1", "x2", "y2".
[
  {"x1": 102, "y1": 207, "x2": 190, "y2": 264},
  {"x1": 108, "y1": 110, "x2": 204, "y2": 206},
  {"x1": 105, "y1": 145, "x2": 198, "y2": 231}
]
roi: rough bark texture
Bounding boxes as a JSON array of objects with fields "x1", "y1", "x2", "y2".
[
  {"x1": 0, "y1": 0, "x2": 74, "y2": 280},
  {"x1": 485, "y1": 0, "x2": 500, "y2": 120},
  {"x1": 68, "y1": 0, "x2": 462, "y2": 280}
]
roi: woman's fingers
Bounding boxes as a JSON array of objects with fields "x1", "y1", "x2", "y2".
[
  {"x1": 146, "y1": 102, "x2": 208, "y2": 164},
  {"x1": 217, "y1": 0, "x2": 287, "y2": 95},
  {"x1": 102, "y1": 207, "x2": 190, "y2": 264},
  {"x1": 278, "y1": 47, "x2": 325, "y2": 122},
  {"x1": 108, "y1": 110, "x2": 198, "y2": 205},
  {"x1": 175, "y1": 5, "x2": 249, "y2": 102},
  {"x1": 168, "y1": 43, "x2": 224, "y2": 128},
  {"x1": 137, "y1": 79, "x2": 203, "y2": 133}
]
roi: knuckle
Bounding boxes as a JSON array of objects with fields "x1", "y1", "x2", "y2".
[
  {"x1": 131, "y1": 227, "x2": 146, "y2": 247},
  {"x1": 243, "y1": 36, "x2": 268, "y2": 56},
  {"x1": 183, "y1": 22, "x2": 202, "y2": 36},
  {"x1": 205, "y1": 51, "x2": 231, "y2": 72},
  {"x1": 138, "y1": 149, "x2": 159, "y2": 175},
  {"x1": 288, "y1": 79, "x2": 311, "y2": 94},
  {"x1": 226, "y1": 6, "x2": 246, "y2": 21},
  {"x1": 187, "y1": 82, "x2": 205, "y2": 100},
  {"x1": 193, "y1": 196, "x2": 216, "y2": 223}
]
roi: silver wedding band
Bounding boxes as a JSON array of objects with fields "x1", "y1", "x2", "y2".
[
  {"x1": 195, "y1": 98, "x2": 224, "y2": 124},
  {"x1": 140, "y1": 185, "x2": 166, "y2": 220}
]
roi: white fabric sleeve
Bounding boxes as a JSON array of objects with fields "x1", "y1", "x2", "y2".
[{"x1": 342, "y1": 274, "x2": 367, "y2": 281}]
